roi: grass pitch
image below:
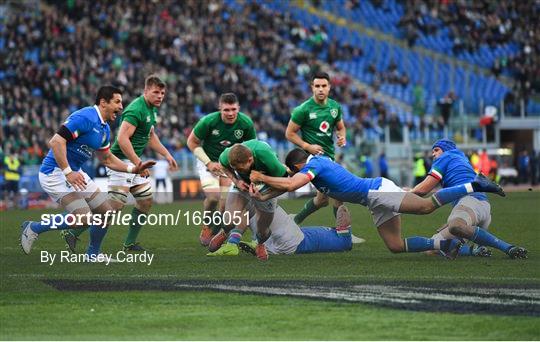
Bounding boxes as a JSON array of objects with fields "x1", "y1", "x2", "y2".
[{"x1": 1, "y1": 192, "x2": 539, "y2": 340}]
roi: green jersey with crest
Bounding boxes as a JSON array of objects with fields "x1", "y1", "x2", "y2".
[
  {"x1": 111, "y1": 95, "x2": 157, "y2": 160},
  {"x1": 193, "y1": 111, "x2": 256, "y2": 162},
  {"x1": 290, "y1": 97, "x2": 343, "y2": 160},
  {"x1": 219, "y1": 139, "x2": 287, "y2": 184}
]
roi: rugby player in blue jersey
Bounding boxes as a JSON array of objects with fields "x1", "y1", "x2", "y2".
[
  {"x1": 411, "y1": 139, "x2": 527, "y2": 259},
  {"x1": 249, "y1": 148, "x2": 506, "y2": 258},
  {"x1": 20, "y1": 86, "x2": 155, "y2": 260}
]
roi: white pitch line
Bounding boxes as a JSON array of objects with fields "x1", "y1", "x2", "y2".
[{"x1": 6, "y1": 273, "x2": 540, "y2": 282}]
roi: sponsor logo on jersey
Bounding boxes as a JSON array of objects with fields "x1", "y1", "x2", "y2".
[
  {"x1": 220, "y1": 140, "x2": 232, "y2": 146},
  {"x1": 309, "y1": 112, "x2": 317, "y2": 120},
  {"x1": 101, "y1": 133, "x2": 107, "y2": 145},
  {"x1": 147, "y1": 116, "x2": 151, "y2": 123},
  {"x1": 212, "y1": 129, "x2": 220, "y2": 136},
  {"x1": 319, "y1": 121, "x2": 330, "y2": 133},
  {"x1": 234, "y1": 129, "x2": 244, "y2": 139},
  {"x1": 330, "y1": 109, "x2": 338, "y2": 118},
  {"x1": 77, "y1": 144, "x2": 94, "y2": 158}
]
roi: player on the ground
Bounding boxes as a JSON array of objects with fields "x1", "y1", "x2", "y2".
[
  {"x1": 236, "y1": 204, "x2": 353, "y2": 257},
  {"x1": 62, "y1": 75, "x2": 177, "y2": 252},
  {"x1": 411, "y1": 139, "x2": 527, "y2": 259},
  {"x1": 187, "y1": 93, "x2": 256, "y2": 246},
  {"x1": 206, "y1": 139, "x2": 288, "y2": 260},
  {"x1": 285, "y1": 72, "x2": 348, "y2": 226},
  {"x1": 250, "y1": 148, "x2": 509, "y2": 258},
  {"x1": 20, "y1": 86, "x2": 155, "y2": 258}
]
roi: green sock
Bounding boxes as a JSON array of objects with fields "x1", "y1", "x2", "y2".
[
  {"x1": 124, "y1": 207, "x2": 146, "y2": 247},
  {"x1": 294, "y1": 198, "x2": 319, "y2": 224},
  {"x1": 333, "y1": 205, "x2": 338, "y2": 218},
  {"x1": 67, "y1": 227, "x2": 88, "y2": 237}
]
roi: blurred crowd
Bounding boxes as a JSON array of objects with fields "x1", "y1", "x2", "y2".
[
  {"x1": 397, "y1": 0, "x2": 540, "y2": 102},
  {"x1": 1, "y1": 0, "x2": 395, "y2": 168},
  {"x1": 1, "y1": 0, "x2": 538, "y2": 177}
]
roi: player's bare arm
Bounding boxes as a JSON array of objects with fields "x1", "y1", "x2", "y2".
[
  {"x1": 411, "y1": 175, "x2": 440, "y2": 197},
  {"x1": 117, "y1": 120, "x2": 141, "y2": 165},
  {"x1": 187, "y1": 131, "x2": 221, "y2": 175},
  {"x1": 148, "y1": 127, "x2": 178, "y2": 170},
  {"x1": 49, "y1": 133, "x2": 86, "y2": 191},
  {"x1": 286, "y1": 120, "x2": 323, "y2": 155},
  {"x1": 221, "y1": 166, "x2": 249, "y2": 191},
  {"x1": 248, "y1": 184, "x2": 286, "y2": 201},
  {"x1": 335, "y1": 119, "x2": 347, "y2": 147},
  {"x1": 97, "y1": 149, "x2": 156, "y2": 176},
  {"x1": 250, "y1": 171, "x2": 310, "y2": 192}
]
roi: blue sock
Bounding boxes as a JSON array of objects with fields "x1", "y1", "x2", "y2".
[
  {"x1": 458, "y1": 244, "x2": 473, "y2": 256},
  {"x1": 404, "y1": 237, "x2": 434, "y2": 252},
  {"x1": 86, "y1": 225, "x2": 108, "y2": 257},
  {"x1": 30, "y1": 215, "x2": 71, "y2": 234},
  {"x1": 469, "y1": 227, "x2": 512, "y2": 253},
  {"x1": 227, "y1": 229, "x2": 243, "y2": 245},
  {"x1": 432, "y1": 183, "x2": 473, "y2": 206}
]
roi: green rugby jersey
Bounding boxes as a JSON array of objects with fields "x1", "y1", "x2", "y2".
[
  {"x1": 192, "y1": 111, "x2": 256, "y2": 162},
  {"x1": 111, "y1": 95, "x2": 157, "y2": 160},
  {"x1": 290, "y1": 97, "x2": 343, "y2": 160},
  {"x1": 219, "y1": 139, "x2": 287, "y2": 183}
]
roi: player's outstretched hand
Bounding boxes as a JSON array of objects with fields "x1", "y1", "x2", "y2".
[
  {"x1": 166, "y1": 154, "x2": 179, "y2": 171},
  {"x1": 248, "y1": 183, "x2": 263, "y2": 200},
  {"x1": 207, "y1": 162, "x2": 224, "y2": 177},
  {"x1": 305, "y1": 144, "x2": 324, "y2": 155},
  {"x1": 250, "y1": 170, "x2": 264, "y2": 183},
  {"x1": 66, "y1": 171, "x2": 87, "y2": 191},
  {"x1": 337, "y1": 135, "x2": 347, "y2": 147},
  {"x1": 134, "y1": 160, "x2": 156, "y2": 176},
  {"x1": 235, "y1": 179, "x2": 250, "y2": 192}
]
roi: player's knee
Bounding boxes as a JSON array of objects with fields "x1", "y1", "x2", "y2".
[
  {"x1": 70, "y1": 207, "x2": 92, "y2": 227},
  {"x1": 108, "y1": 190, "x2": 128, "y2": 210},
  {"x1": 205, "y1": 192, "x2": 220, "y2": 206},
  {"x1": 136, "y1": 198, "x2": 153, "y2": 213},
  {"x1": 132, "y1": 183, "x2": 153, "y2": 212}
]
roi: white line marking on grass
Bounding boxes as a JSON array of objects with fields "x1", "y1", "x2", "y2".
[
  {"x1": 174, "y1": 283, "x2": 540, "y2": 308},
  {"x1": 6, "y1": 273, "x2": 540, "y2": 282}
]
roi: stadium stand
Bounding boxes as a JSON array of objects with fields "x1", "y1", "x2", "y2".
[{"x1": 1, "y1": 0, "x2": 538, "y2": 194}]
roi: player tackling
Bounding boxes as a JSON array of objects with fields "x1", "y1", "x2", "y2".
[
  {"x1": 412, "y1": 139, "x2": 527, "y2": 259},
  {"x1": 250, "y1": 148, "x2": 508, "y2": 258}
]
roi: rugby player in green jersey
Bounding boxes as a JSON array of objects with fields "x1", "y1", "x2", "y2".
[
  {"x1": 187, "y1": 93, "x2": 256, "y2": 246},
  {"x1": 62, "y1": 75, "x2": 178, "y2": 252},
  {"x1": 286, "y1": 72, "x2": 363, "y2": 243},
  {"x1": 207, "y1": 139, "x2": 288, "y2": 260}
]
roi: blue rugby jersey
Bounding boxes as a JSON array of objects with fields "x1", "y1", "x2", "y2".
[
  {"x1": 299, "y1": 155, "x2": 382, "y2": 205},
  {"x1": 40, "y1": 105, "x2": 111, "y2": 174},
  {"x1": 429, "y1": 149, "x2": 487, "y2": 205}
]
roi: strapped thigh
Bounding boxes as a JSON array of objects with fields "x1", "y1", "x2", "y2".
[
  {"x1": 65, "y1": 198, "x2": 90, "y2": 213},
  {"x1": 87, "y1": 191, "x2": 109, "y2": 210}
]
